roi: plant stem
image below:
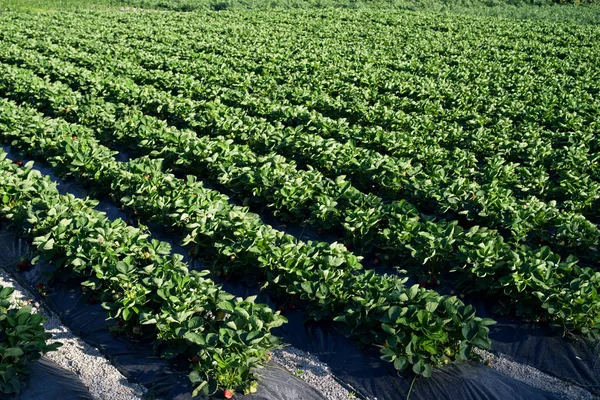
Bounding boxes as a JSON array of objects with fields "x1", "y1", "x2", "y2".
[{"x1": 406, "y1": 375, "x2": 418, "y2": 400}]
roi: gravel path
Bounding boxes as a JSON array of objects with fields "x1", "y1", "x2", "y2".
[
  {"x1": 271, "y1": 347, "x2": 357, "y2": 400},
  {"x1": 475, "y1": 349, "x2": 596, "y2": 400},
  {"x1": 0, "y1": 252, "x2": 145, "y2": 400}
]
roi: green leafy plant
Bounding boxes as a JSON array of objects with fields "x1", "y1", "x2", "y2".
[
  {"x1": 0, "y1": 7, "x2": 599, "y2": 390},
  {"x1": 0, "y1": 285, "x2": 61, "y2": 394}
]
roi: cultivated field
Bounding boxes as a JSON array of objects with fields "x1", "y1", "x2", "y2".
[{"x1": 0, "y1": 5, "x2": 599, "y2": 399}]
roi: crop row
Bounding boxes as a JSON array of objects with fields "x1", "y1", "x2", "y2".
[
  {"x1": 2, "y1": 53, "x2": 598, "y2": 276},
  {"x1": 105, "y1": 11, "x2": 600, "y2": 197},
  {"x1": 0, "y1": 44, "x2": 598, "y2": 261},
  {"x1": 0, "y1": 151, "x2": 286, "y2": 396},
  {"x1": 3, "y1": 11, "x2": 599, "y2": 215},
  {"x1": 1, "y1": 54, "x2": 599, "y2": 328},
  {"x1": 1, "y1": 40, "x2": 599, "y2": 259},
  {"x1": 5, "y1": 24, "x2": 600, "y2": 229},
  {"x1": 1, "y1": 85, "x2": 599, "y2": 340},
  {"x1": 0, "y1": 97, "x2": 496, "y2": 377}
]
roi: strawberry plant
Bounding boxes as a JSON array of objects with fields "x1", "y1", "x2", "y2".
[
  {"x1": 0, "y1": 71, "x2": 597, "y2": 338},
  {"x1": 3, "y1": 19, "x2": 596, "y2": 257}
]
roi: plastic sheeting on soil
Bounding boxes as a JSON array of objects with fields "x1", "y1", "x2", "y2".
[
  {"x1": 0, "y1": 146, "x2": 598, "y2": 399},
  {"x1": 5, "y1": 357, "x2": 94, "y2": 400},
  {"x1": 476, "y1": 296, "x2": 600, "y2": 395}
]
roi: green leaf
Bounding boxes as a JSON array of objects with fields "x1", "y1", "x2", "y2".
[
  {"x1": 192, "y1": 381, "x2": 208, "y2": 397},
  {"x1": 301, "y1": 281, "x2": 313, "y2": 295},
  {"x1": 184, "y1": 332, "x2": 206, "y2": 346},
  {"x1": 393, "y1": 356, "x2": 408, "y2": 371},
  {"x1": 458, "y1": 342, "x2": 474, "y2": 361},
  {"x1": 382, "y1": 323, "x2": 396, "y2": 335},
  {"x1": 425, "y1": 301, "x2": 439, "y2": 313},
  {"x1": 4, "y1": 348, "x2": 24, "y2": 358},
  {"x1": 471, "y1": 336, "x2": 491, "y2": 350},
  {"x1": 417, "y1": 310, "x2": 429, "y2": 325},
  {"x1": 407, "y1": 284, "x2": 419, "y2": 299},
  {"x1": 235, "y1": 307, "x2": 250, "y2": 320},
  {"x1": 461, "y1": 320, "x2": 479, "y2": 341},
  {"x1": 226, "y1": 321, "x2": 237, "y2": 330},
  {"x1": 388, "y1": 306, "x2": 403, "y2": 321},
  {"x1": 206, "y1": 333, "x2": 218, "y2": 346},
  {"x1": 245, "y1": 295, "x2": 257, "y2": 303},
  {"x1": 412, "y1": 360, "x2": 432, "y2": 377},
  {"x1": 217, "y1": 301, "x2": 235, "y2": 313},
  {"x1": 189, "y1": 370, "x2": 204, "y2": 384},
  {"x1": 42, "y1": 238, "x2": 55, "y2": 251},
  {"x1": 116, "y1": 261, "x2": 131, "y2": 274}
]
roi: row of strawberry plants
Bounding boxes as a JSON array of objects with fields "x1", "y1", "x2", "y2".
[
  {"x1": 0, "y1": 61, "x2": 443, "y2": 260},
  {"x1": 1, "y1": 19, "x2": 600, "y2": 322},
  {"x1": 1, "y1": 45, "x2": 597, "y2": 256},
  {"x1": 5, "y1": 10, "x2": 598, "y2": 213},
  {"x1": 113, "y1": 60, "x2": 600, "y2": 228},
  {"x1": 1, "y1": 87, "x2": 599, "y2": 342},
  {"x1": 103, "y1": 14, "x2": 598, "y2": 218},
  {"x1": 0, "y1": 23, "x2": 582, "y2": 212},
  {"x1": 0, "y1": 14, "x2": 584, "y2": 210},
  {"x1": 94, "y1": 27, "x2": 600, "y2": 204},
  {"x1": 2, "y1": 49, "x2": 600, "y2": 294},
  {"x1": 87, "y1": 52, "x2": 600, "y2": 226},
  {"x1": 6, "y1": 10, "x2": 595, "y2": 157},
  {"x1": 2, "y1": 54, "x2": 599, "y2": 294},
  {"x1": 0, "y1": 16, "x2": 472, "y2": 176},
  {"x1": 0, "y1": 97, "x2": 494, "y2": 377},
  {"x1": 0, "y1": 151, "x2": 286, "y2": 397}
]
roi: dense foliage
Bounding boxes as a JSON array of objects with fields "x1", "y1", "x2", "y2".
[
  {"x1": 1, "y1": 0, "x2": 599, "y2": 25},
  {"x1": 0, "y1": 6, "x2": 598, "y2": 396},
  {"x1": 113, "y1": 0, "x2": 600, "y2": 12},
  {"x1": 0, "y1": 153, "x2": 286, "y2": 395}
]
